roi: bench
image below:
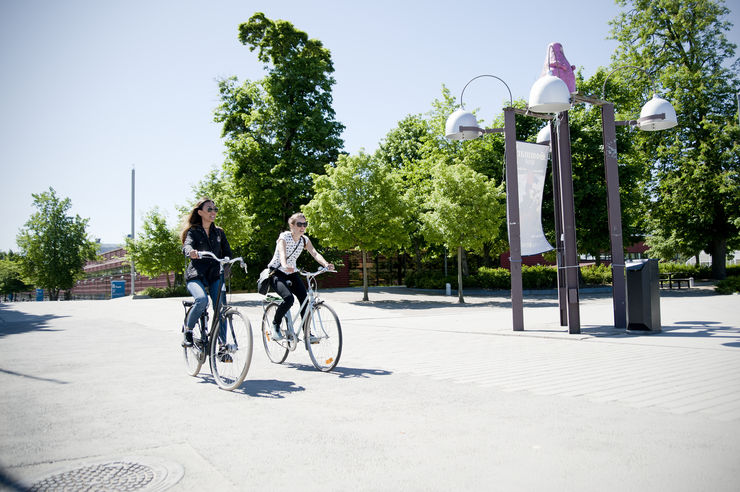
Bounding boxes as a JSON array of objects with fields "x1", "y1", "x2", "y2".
[{"x1": 659, "y1": 273, "x2": 692, "y2": 289}]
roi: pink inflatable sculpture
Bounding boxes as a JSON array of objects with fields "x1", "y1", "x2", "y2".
[{"x1": 540, "y1": 42, "x2": 576, "y2": 93}]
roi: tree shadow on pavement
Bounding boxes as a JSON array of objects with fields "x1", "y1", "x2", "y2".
[
  {"x1": 658, "y1": 321, "x2": 740, "y2": 347},
  {"x1": 348, "y1": 299, "x2": 516, "y2": 310},
  {"x1": 0, "y1": 368, "x2": 68, "y2": 385},
  {"x1": 286, "y1": 362, "x2": 393, "y2": 379},
  {"x1": 0, "y1": 305, "x2": 67, "y2": 339}
]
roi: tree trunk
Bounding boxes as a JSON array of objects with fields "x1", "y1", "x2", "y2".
[
  {"x1": 362, "y1": 250, "x2": 369, "y2": 301},
  {"x1": 710, "y1": 239, "x2": 727, "y2": 280},
  {"x1": 457, "y1": 246, "x2": 465, "y2": 304},
  {"x1": 461, "y1": 248, "x2": 469, "y2": 276}
]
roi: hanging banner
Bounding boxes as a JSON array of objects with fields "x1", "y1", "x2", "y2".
[{"x1": 515, "y1": 141, "x2": 553, "y2": 256}]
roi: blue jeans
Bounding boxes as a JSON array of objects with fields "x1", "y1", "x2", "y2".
[{"x1": 186, "y1": 278, "x2": 226, "y2": 343}]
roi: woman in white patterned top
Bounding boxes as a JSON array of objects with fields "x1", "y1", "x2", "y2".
[{"x1": 266, "y1": 212, "x2": 334, "y2": 340}]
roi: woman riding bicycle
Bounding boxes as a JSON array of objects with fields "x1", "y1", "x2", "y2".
[
  {"x1": 267, "y1": 212, "x2": 333, "y2": 341},
  {"x1": 180, "y1": 197, "x2": 233, "y2": 350}
]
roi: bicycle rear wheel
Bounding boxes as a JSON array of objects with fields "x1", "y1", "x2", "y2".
[
  {"x1": 305, "y1": 303, "x2": 342, "y2": 372},
  {"x1": 261, "y1": 302, "x2": 289, "y2": 364},
  {"x1": 210, "y1": 309, "x2": 253, "y2": 391},
  {"x1": 183, "y1": 316, "x2": 205, "y2": 376}
]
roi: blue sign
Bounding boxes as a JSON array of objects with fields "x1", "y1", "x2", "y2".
[
  {"x1": 111, "y1": 280, "x2": 126, "y2": 299},
  {"x1": 35, "y1": 288, "x2": 44, "y2": 301}
]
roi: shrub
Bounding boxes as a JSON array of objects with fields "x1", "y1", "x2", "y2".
[
  {"x1": 139, "y1": 285, "x2": 188, "y2": 298},
  {"x1": 580, "y1": 264, "x2": 612, "y2": 285},
  {"x1": 658, "y1": 262, "x2": 712, "y2": 280},
  {"x1": 522, "y1": 265, "x2": 558, "y2": 289},
  {"x1": 726, "y1": 264, "x2": 740, "y2": 277},
  {"x1": 477, "y1": 267, "x2": 510, "y2": 289},
  {"x1": 715, "y1": 276, "x2": 740, "y2": 295}
]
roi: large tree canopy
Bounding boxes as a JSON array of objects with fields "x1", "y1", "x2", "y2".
[
  {"x1": 214, "y1": 12, "x2": 344, "y2": 262},
  {"x1": 304, "y1": 152, "x2": 409, "y2": 300},
  {"x1": 16, "y1": 188, "x2": 97, "y2": 300},
  {"x1": 610, "y1": 0, "x2": 740, "y2": 278}
]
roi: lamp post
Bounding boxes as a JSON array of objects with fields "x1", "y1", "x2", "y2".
[
  {"x1": 444, "y1": 75, "x2": 525, "y2": 331},
  {"x1": 532, "y1": 64, "x2": 677, "y2": 333}
]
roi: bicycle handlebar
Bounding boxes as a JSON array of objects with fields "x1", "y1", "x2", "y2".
[
  {"x1": 197, "y1": 251, "x2": 247, "y2": 272},
  {"x1": 299, "y1": 265, "x2": 336, "y2": 277}
]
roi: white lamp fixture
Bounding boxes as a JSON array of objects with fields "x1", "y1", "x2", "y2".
[
  {"x1": 528, "y1": 72, "x2": 571, "y2": 113},
  {"x1": 445, "y1": 109, "x2": 482, "y2": 140},
  {"x1": 637, "y1": 94, "x2": 678, "y2": 131},
  {"x1": 536, "y1": 124, "x2": 551, "y2": 145}
]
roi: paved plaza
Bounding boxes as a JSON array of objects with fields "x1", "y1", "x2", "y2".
[{"x1": 1, "y1": 286, "x2": 739, "y2": 491}]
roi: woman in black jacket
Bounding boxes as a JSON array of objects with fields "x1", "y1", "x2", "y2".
[{"x1": 180, "y1": 197, "x2": 233, "y2": 349}]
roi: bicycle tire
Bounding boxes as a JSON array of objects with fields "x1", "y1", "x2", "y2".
[
  {"x1": 305, "y1": 302, "x2": 342, "y2": 372},
  {"x1": 261, "y1": 302, "x2": 289, "y2": 364},
  {"x1": 210, "y1": 309, "x2": 253, "y2": 391},
  {"x1": 183, "y1": 312, "x2": 205, "y2": 376}
]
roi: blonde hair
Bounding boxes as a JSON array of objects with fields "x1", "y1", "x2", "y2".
[
  {"x1": 180, "y1": 197, "x2": 214, "y2": 243},
  {"x1": 288, "y1": 212, "x2": 306, "y2": 227}
]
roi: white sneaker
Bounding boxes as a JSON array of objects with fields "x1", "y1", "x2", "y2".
[{"x1": 270, "y1": 323, "x2": 284, "y2": 341}]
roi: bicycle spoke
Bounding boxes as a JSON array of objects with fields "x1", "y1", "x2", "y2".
[{"x1": 305, "y1": 303, "x2": 342, "y2": 372}]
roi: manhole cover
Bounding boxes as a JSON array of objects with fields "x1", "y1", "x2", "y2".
[{"x1": 27, "y1": 456, "x2": 183, "y2": 492}]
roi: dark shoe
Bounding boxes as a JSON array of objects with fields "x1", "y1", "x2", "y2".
[
  {"x1": 218, "y1": 345, "x2": 233, "y2": 363},
  {"x1": 182, "y1": 330, "x2": 194, "y2": 347}
]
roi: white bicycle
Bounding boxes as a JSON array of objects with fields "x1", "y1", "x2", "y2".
[{"x1": 261, "y1": 267, "x2": 342, "y2": 372}]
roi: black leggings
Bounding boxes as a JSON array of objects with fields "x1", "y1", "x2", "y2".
[{"x1": 270, "y1": 270, "x2": 307, "y2": 326}]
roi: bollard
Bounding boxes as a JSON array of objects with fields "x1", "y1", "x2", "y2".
[
  {"x1": 445, "y1": 283, "x2": 451, "y2": 296},
  {"x1": 689, "y1": 277, "x2": 694, "y2": 288}
]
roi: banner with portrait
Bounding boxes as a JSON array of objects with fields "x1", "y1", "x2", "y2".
[{"x1": 514, "y1": 141, "x2": 553, "y2": 256}]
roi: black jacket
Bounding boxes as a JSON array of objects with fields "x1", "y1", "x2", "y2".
[{"x1": 182, "y1": 224, "x2": 233, "y2": 285}]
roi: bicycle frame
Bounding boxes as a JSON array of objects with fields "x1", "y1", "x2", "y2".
[
  {"x1": 265, "y1": 267, "x2": 328, "y2": 349},
  {"x1": 196, "y1": 252, "x2": 247, "y2": 348}
]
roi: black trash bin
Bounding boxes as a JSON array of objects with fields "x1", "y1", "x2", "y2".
[{"x1": 626, "y1": 259, "x2": 661, "y2": 333}]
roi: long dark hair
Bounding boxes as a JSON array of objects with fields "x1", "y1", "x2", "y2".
[{"x1": 180, "y1": 197, "x2": 213, "y2": 243}]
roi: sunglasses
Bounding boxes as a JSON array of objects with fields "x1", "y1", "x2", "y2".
[
  {"x1": 203, "y1": 207, "x2": 219, "y2": 213},
  {"x1": 295, "y1": 221, "x2": 308, "y2": 227}
]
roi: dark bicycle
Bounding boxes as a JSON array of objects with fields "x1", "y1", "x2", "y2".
[{"x1": 181, "y1": 252, "x2": 253, "y2": 391}]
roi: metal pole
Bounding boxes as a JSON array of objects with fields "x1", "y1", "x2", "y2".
[
  {"x1": 556, "y1": 112, "x2": 581, "y2": 334},
  {"x1": 504, "y1": 107, "x2": 524, "y2": 331},
  {"x1": 601, "y1": 103, "x2": 627, "y2": 328},
  {"x1": 130, "y1": 166, "x2": 135, "y2": 296},
  {"x1": 549, "y1": 120, "x2": 568, "y2": 326}
]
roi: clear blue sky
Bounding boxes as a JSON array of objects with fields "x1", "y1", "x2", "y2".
[{"x1": 2, "y1": 0, "x2": 739, "y2": 252}]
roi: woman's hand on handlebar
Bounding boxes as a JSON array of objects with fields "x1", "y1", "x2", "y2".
[{"x1": 189, "y1": 250, "x2": 199, "y2": 260}]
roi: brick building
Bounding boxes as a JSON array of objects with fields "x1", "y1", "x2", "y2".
[{"x1": 70, "y1": 247, "x2": 174, "y2": 299}]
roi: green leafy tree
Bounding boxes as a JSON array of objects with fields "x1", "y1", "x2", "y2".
[
  {"x1": 189, "y1": 168, "x2": 254, "y2": 260},
  {"x1": 304, "y1": 152, "x2": 409, "y2": 301},
  {"x1": 565, "y1": 70, "x2": 649, "y2": 261},
  {"x1": 421, "y1": 163, "x2": 506, "y2": 303},
  {"x1": 125, "y1": 208, "x2": 187, "y2": 288},
  {"x1": 16, "y1": 188, "x2": 97, "y2": 300},
  {"x1": 610, "y1": 0, "x2": 740, "y2": 278},
  {"x1": 214, "y1": 12, "x2": 344, "y2": 265},
  {"x1": 0, "y1": 253, "x2": 29, "y2": 300}
]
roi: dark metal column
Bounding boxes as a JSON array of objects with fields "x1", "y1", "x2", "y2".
[
  {"x1": 549, "y1": 120, "x2": 567, "y2": 326},
  {"x1": 504, "y1": 107, "x2": 524, "y2": 331},
  {"x1": 556, "y1": 111, "x2": 580, "y2": 334},
  {"x1": 601, "y1": 103, "x2": 627, "y2": 328}
]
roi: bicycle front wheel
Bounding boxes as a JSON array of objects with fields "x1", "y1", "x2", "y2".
[
  {"x1": 305, "y1": 303, "x2": 342, "y2": 372},
  {"x1": 183, "y1": 317, "x2": 205, "y2": 377},
  {"x1": 261, "y1": 302, "x2": 289, "y2": 364},
  {"x1": 210, "y1": 309, "x2": 253, "y2": 391}
]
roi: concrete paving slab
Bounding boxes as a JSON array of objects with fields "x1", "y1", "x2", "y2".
[{"x1": 1, "y1": 286, "x2": 739, "y2": 491}]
